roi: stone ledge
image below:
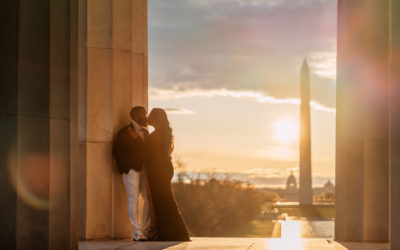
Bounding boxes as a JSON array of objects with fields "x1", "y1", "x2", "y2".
[{"x1": 79, "y1": 237, "x2": 389, "y2": 250}]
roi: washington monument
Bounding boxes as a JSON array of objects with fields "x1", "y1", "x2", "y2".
[{"x1": 299, "y1": 59, "x2": 313, "y2": 204}]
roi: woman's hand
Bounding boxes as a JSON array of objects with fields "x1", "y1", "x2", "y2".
[{"x1": 128, "y1": 127, "x2": 140, "y2": 139}]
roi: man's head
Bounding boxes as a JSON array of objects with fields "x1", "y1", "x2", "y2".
[{"x1": 130, "y1": 106, "x2": 148, "y2": 127}]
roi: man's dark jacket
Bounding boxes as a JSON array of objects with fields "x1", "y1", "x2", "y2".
[{"x1": 112, "y1": 124, "x2": 145, "y2": 174}]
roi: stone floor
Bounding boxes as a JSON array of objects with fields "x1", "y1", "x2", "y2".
[{"x1": 79, "y1": 237, "x2": 389, "y2": 250}]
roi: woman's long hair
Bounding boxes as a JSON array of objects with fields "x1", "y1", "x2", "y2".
[{"x1": 150, "y1": 108, "x2": 174, "y2": 151}]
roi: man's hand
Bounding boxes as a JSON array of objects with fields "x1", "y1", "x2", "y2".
[{"x1": 128, "y1": 127, "x2": 140, "y2": 139}]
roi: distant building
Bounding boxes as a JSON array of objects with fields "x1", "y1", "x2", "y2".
[
  {"x1": 323, "y1": 179, "x2": 335, "y2": 193},
  {"x1": 312, "y1": 179, "x2": 336, "y2": 198},
  {"x1": 285, "y1": 171, "x2": 298, "y2": 201}
]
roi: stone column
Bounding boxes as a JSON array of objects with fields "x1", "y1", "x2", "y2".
[
  {"x1": 16, "y1": 0, "x2": 51, "y2": 247},
  {"x1": 111, "y1": 0, "x2": 148, "y2": 238},
  {"x1": 0, "y1": 1, "x2": 19, "y2": 248},
  {"x1": 336, "y1": 0, "x2": 390, "y2": 242},
  {"x1": 84, "y1": 0, "x2": 114, "y2": 239},
  {"x1": 0, "y1": 0, "x2": 148, "y2": 247},
  {"x1": 111, "y1": 0, "x2": 134, "y2": 237},
  {"x1": 390, "y1": 0, "x2": 400, "y2": 249},
  {"x1": 70, "y1": 0, "x2": 88, "y2": 244},
  {"x1": 83, "y1": 0, "x2": 148, "y2": 239},
  {"x1": 336, "y1": 0, "x2": 365, "y2": 241},
  {"x1": 0, "y1": 0, "x2": 72, "y2": 249},
  {"x1": 49, "y1": 0, "x2": 72, "y2": 248},
  {"x1": 361, "y1": 1, "x2": 390, "y2": 242}
]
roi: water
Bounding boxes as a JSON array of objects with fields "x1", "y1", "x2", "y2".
[
  {"x1": 298, "y1": 219, "x2": 334, "y2": 238},
  {"x1": 278, "y1": 219, "x2": 334, "y2": 239}
]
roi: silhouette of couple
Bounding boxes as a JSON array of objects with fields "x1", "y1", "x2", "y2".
[{"x1": 112, "y1": 107, "x2": 190, "y2": 242}]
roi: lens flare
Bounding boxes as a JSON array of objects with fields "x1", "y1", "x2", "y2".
[
  {"x1": 9, "y1": 153, "x2": 50, "y2": 210},
  {"x1": 268, "y1": 220, "x2": 304, "y2": 250}
]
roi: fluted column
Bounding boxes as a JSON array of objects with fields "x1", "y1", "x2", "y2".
[
  {"x1": 83, "y1": 0, "x2": 148, "y2": 239},
  {"x1": 336, "y1": 0, "x2": 390, "y2": 242},
  {"x1": 0, "y1": 0, "x2": 72, "y2": 249},
  {"x1": 361, "y1": 1, "x2": 390, "y2": 242},
  {"x1": 390, "y1": 0, "x2": 400, "y2": 249},
  {"x1": 0, "y1": 0, "x2": 148, "y2": 247},
  {"x1": 336, "y1": 0, "x2": 365, "y2": 241}
]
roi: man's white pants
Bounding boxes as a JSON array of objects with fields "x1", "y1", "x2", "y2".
[{"x1": 122, "y1": 169, "x2": 151, "y2": 239}]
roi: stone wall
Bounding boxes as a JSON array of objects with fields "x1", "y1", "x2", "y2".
[
  {"x1": 83, "y1": 0, "x2": 148, "y2": 239},
  {"x1": 0, "y1": 0, "x2": 148, "y2": 248}
]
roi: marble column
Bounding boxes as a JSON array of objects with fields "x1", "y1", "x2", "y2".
[
  {"x1": 336, "y1": 0, "x2": 367, "y2": 241},
  {"x1": 0, "y1": 0, "x2": 72, "y2": 249},
  {"x1": 336, "y1": 0, "x2": 390, "y2": 242},
  {"x1": 361, "y1": 1, "x2": 390, "y2": 242},
  {"x1": 299, "y1": 59, "x2": 313, "y2": 205},
  {"x1": 0, "y1": 1, "x2": 19, "y2": 248},
  {"x1": 49, "y1": 0, "x2": 72, "y2": 248},
  {"x1": 0, "y1": 0, "x2": 148, "y2": 247},
  {"x1": 70, "y1": 0, "x2": 88, "y2": 244},
  {"x1": 390, "y1": 0, "x2": 400, "y2": 249},
  {"x1": 111, "y1": 0, "x2": 149, "y2": 237},
  {"x1": 1, "y1": 0, "x2": 52, "y2": 249},
  {"x1": 83, "y1": 0, "x2": 148, "y2": 239}
]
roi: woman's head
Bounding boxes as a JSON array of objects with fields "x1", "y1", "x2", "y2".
[
  {"x1": 148, "y1": 108, "x2": 174, "y2": 149},
  {"x1": 148, "y1": 108, "x2": 170, "y2": 129}
]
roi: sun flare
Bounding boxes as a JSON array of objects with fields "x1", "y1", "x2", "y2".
[{"x1": 272, "y1": 118, "x2": 299, "y2": 144}]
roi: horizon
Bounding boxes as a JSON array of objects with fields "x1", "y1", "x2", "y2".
[{"x1": 171, "y1": 170, "x2": 335, "y2": 189}]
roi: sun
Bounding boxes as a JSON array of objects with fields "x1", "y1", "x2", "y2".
[{"x1": 272, "y1": 118, "x2": 299, "y2": 144}]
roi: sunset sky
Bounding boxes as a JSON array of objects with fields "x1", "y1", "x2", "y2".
[{"x1": 148, "y1": 0, "x2": 337, "y2": 184}]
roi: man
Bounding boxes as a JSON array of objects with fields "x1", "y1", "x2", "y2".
[{"x1": 112, "y1": 106, "x2": 153, "y2": 241}]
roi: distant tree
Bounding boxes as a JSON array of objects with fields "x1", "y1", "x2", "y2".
[
  {"x1": 263, "y1": 191, "x2": 280, "y2": 202},
  {"x1": 173, "y1": 155, "x2": 189, "y2": 184},
  {"x1": 173, "y1": 175, "x2": 267, "y2": 236}
]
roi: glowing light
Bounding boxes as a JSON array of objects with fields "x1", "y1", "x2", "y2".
[
  {"x1": 281, "y1": 220, "x2": 301, "y2": 240},
  {"x1": 267, "y1": 220, "x2": 304, "y2": 250},
  {"x1": 272, "y1": 118, "x2": 299, "y2": 144}
]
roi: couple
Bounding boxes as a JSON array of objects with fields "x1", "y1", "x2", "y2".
[{"x1": 112, "y1": 106, "x2": 190, "y2": 241}]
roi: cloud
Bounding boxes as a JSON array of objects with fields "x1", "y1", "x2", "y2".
[
  {"x1": 190, "y1": 0, "x2": 333, "y2": 8},
  {"x1": 149, "y1": 0, "x2": 337, "y2": 107},
  {"x1": 191, "y1": 0, "x2": 286, "y2": 7},
  {"x1": 308, "y1": 48, "x2": 337, "y2": 80},
  {"x1": 162, "y1": 107, "x2": 195, "y2": 115},
  {"x1": 149, "y1": 87, "x2": 336, "y2": 113}
]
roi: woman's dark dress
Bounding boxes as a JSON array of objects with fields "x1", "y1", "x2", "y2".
[{"x1": 145, "y1": 128, "x2": 190, "y2": 241}]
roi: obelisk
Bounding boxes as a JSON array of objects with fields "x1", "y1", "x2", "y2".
[{"x1": 299, "y1": 59, "x2": 313, "y2": 204}]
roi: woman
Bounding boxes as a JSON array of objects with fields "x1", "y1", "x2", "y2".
[{"x1": 145, "y1": 108, "x2": 190, "y2": 241}]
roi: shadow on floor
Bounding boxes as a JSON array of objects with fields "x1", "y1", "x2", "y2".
[
  {"x1": 337, "y1": 241, "x2": 389, "y2": 250},
  {"x1": 79, "y1": 240, "x2": 185, "y2": 250}
]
